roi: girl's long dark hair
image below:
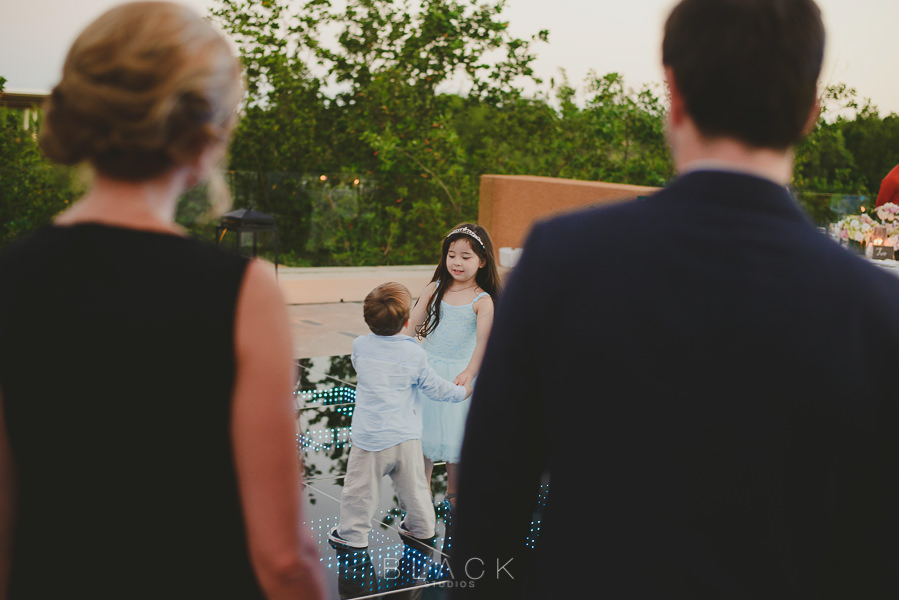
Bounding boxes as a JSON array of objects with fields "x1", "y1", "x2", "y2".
[{"x1": 416, "y1": 223, "x2": 501, "y2": 338}]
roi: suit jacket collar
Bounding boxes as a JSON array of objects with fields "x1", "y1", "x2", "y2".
[{"x1": 661, "y1": 169, "x2": 811, "y2": 226}]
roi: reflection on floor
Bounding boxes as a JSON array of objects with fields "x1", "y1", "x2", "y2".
[
  {"x1": 296, "y1": 355, "x2": 455, "y2": 600},
  {"x1": 296, "y1": 354, "x2": 547, "y2": 599}
]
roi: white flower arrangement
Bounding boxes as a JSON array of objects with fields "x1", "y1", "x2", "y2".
[
  {"x1": 876, "y1": 202, "x2": 899, "y2": 223},
  {"x1": 834, "y1": 213, "x2": 875, "y2": 243},
  {"x1": 833, "y1": 203, "x2": 899, "y2": 247}
]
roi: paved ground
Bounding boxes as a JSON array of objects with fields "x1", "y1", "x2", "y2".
[
  {"x1": 276, "y1": 264, "x2": 436, "y2": 359},
  {"x1": 286, "y1": 302, "x2": 367, "y2": 359}
]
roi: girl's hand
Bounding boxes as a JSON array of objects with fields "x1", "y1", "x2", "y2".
[{"x1": 454, "y1": 370, "x2": 475, "y2": 387}]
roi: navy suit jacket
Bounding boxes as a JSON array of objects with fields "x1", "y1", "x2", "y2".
[{"x1": 450, "y1": 171, "x2": 899, "y2": 599}]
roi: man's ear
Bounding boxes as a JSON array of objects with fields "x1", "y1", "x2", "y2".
[
  {"x1": 802, "y1": 94, "x2": 821, "y2": 136},
  {"x1": 665, "y1": 66, "x2": 686, "y2": 128}
]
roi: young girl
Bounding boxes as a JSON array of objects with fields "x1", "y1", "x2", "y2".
[{"x1": 406, "y1": 223, "x2": 501, "y2": 508}]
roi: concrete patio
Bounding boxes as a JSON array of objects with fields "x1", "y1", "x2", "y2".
[{"x1": 274, "y1": 264, "x2": 436, "y2": 359}]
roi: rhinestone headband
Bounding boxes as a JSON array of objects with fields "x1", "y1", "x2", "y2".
[{"x1": 448, "y1": 227, "x2": 484, "y2": 248}]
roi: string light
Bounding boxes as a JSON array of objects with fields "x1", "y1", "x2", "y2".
[{"x1": 294, "y1": 386, "x2": 356, "y2": 405}]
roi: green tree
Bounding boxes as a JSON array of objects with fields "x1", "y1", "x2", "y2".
[
  {"x1": 794, "y1": 124, "x2": 865, "y2": 194},
  {"x1": 790, "y1": 84, "x2": 894, "y2": 225},
  {"x1": 211, "y1": 0, "x2": 548, "y2": 265},
  {"x1": 451, "y1": 72, "x2": 672, "y2": 187},
  {"x1": 840, "y1": 105, "x2": 899, "y2": 197},
  {"x1": 551, "y1": 72, "x2": 672, "y2": 185},
  {"x1": 0, "y1": 77, "x2": 82, "y2": 248},
  {"x1": 211, "y1": 1, "x2": 897, "y2": 265},
  {"x1": 793, "y1": 84, "x2": 867, "y2": 195}
]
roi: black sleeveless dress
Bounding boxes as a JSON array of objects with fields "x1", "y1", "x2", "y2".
[{"x1": 0, "y1": 223, "x2": 266, "y2": 599}]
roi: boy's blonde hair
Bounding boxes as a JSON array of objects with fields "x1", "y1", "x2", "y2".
[{"x1": 363, "y1": 282, "x2": 412, "y2": 336}]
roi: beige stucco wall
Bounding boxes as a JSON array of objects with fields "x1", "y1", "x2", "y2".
[{"x1": 478, "y1": 174, "x2": 660, "y2": 259}]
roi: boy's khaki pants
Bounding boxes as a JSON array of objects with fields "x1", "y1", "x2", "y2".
[{"x1": 336, "y1": 438, "x2": 435, "y2": 547}]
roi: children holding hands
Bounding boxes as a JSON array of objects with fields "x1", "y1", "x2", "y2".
[{"x1": 329, "y1": 282, "x2": 472, "y2": 550}]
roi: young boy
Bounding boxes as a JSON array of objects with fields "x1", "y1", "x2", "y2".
[{"x1": 329, "y1": 282, "x2": 472, "y2": 550}]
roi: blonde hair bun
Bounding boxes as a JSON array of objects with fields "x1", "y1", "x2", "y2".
[{"x1": 40, "y1": 1, "x2": 243, "y2": 183}]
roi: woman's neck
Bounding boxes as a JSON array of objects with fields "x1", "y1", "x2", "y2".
[{"x1": 55, "y1": 169, "x2": 190, "y2": 234}]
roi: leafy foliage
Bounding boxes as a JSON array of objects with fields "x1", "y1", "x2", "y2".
[
  {"x1": 0, "y1": 78, "x2": 83, "y2": 247},
  {"x1": 791, "y1": 84, "x2": 899, "y2": 225},
  {"x1": 210, "y1": 0, "x2": 555, "y2": 265},
  {"x1": 210, "y1": 0, "x2": 674, "y2": 265},
  {"x1": 4, "y1": 7, "x2": 899, "y2": 259}
]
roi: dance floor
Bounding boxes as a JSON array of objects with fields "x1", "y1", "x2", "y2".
[{"x1": 296, "y1": 354, "x2": 545, "y2": 599}]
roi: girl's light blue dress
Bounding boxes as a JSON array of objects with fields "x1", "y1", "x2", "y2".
[{"x1": 420, "y1": 291, "x2": 489, "y2": 462}]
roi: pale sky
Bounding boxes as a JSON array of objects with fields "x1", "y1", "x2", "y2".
[{"x1": 2, "y1": 0, "x2": 897, "y2": 116}]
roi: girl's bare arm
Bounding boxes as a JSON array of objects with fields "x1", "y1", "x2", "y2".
[{"x1": 454, "y1": 295, "x2": 495, "y2": 386}]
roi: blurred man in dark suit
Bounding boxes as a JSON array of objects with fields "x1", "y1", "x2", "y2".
[{"x1": 450, "y1": 0, "x2": 899, "y2": 598}]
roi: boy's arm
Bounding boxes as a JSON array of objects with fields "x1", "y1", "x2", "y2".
[
  {"x1": 416, "y1": 354, "x2": 468, "y2": 402},
  {"x1": 350, "y1": 338, "x2": 360, "y2": 371}
]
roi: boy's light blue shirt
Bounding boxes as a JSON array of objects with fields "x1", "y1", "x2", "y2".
[{"x1": 350, "y1": 333, "x2": 466, "y2": 452}]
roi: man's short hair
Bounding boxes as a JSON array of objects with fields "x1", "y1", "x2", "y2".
[
  {"x1": 663, "y1": 0, "x2": 825, "y2": 150},
  {"x1": 363, "y1": 282, "x2": 412, "y2": 336}
]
